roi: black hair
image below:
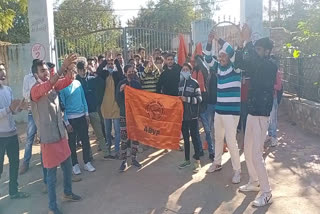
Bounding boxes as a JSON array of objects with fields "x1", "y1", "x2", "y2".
[
  {"x1": 154, "y1": 48, "x2": 162, "y2": 53},
  {"x1": 98, "y1": 55, "x2": 105, "y2": 61},
  {"x1": 255, "y1": 37, "x2": 273, "y2": 50},
  {"x1": 124, "y1": 64, "x2": 133, "y2": 73},
  {"x1": 134, "y1": 54, "x2": 141, "y2": 59},
  {"x1": 182, "y1": 63, "x2": 193, "y2": 71},
  {"x1": 77, "y1": 61, "x2": 85, "y2": 70},
  {"x1": 165, "y1": 53, "x2": 175, "y2": 59},
  {"x1": 155, "y1": 56, "x2": 164, "y2": 63},
  {"x1": 128, "y1": 58, "x2": 135, "y2": 63},
  {"x1": 117, "y1": 53, "x2": 122, "y2": 57},
  {"x1": 138, "y1": 47, "x2": 145, "y2": 52},
  {"x1": 32, "y1": 60, "x2": 46, "y2": 74}
]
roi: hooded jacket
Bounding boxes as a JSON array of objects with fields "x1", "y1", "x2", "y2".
[{"x1": 156, "y1": 63, "x2": 182, "y2": 96}]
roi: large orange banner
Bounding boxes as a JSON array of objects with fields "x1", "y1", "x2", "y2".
[{"x1": 125, "y1": 86, "x2": 184, "y2": 150}]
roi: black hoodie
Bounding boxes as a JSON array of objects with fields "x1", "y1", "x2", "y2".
[{"x1": 156, "y1": 63, "x2": 182, "y2": 96}]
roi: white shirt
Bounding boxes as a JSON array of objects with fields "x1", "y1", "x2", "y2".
[{"x1": 23, "y1": 73, "x2": 36, "y2": 102}]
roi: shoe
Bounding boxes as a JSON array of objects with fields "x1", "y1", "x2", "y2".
[
  {"x1": 119, "y1": 160, "x2": 128, "y2": 172},
  {"x1": 193, "y1": 161, "x2": 201, "y2": 173},
  {"x1": 252, "y1": 192, "x2": 273, "y2": 207},
  {"x1": 72, "y1": 175, "x2": 82, "y2": 182},
  {"x1": 42, "y1": 183, "x2": 48, "y2": 194},
  {"x1": 178, "y1": 160, "x2": 191, "y2": 169},
  {"x1": 239, "y1": 182, "x2": 260, "y2": 192},
  {"x1": 84, "y1": 162, "x2": 96, "y2": 172},
  {"x1": 72, "y1": 164, "x2": 81, "y2": 175},
  {"x1": 206, "y1": 164, "x2": 222, "y2": 173},
  {"x1": 62, "y1": 193, "x2": 82, "y2": 202},
  {"x1": 19, "y1": 163, "x2": 29, "y2": 175},
  {"x1": 265, "y1": 135, "x2": 272, "y2": 143},
  {"x1": 48, "y1": 208, "x2": 62, "y2": 214},
  {"x1": 103, "y1": 155, "x2": 116, "y2": 160},
  {"x1": 232, "y1": 170, "x2": 241, "y2": 184},
  {"x1": 271, "y1": 137, "x2": 278, "y2": 147},
  {"x1": 209, "y1": 154, "x2": 215, "y2": 161},
  {"x1": 132, "y1": 159, "x2": 142, "y2": 169},
  {"x1": 10, "y1": 191, "x2": 30, "y2": 199}
]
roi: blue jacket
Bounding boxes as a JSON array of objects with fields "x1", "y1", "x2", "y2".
[{"x1": 59, "y1": 80, "x2": 88, "y2": 123}]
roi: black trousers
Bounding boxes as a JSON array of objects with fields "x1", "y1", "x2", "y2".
[
  {"x1": 0, "y1": 135, "x2": 19, "y2": 195},
  {"x1": 67, "y1": 116, "x2": 91, "y2": 165},
  {"x1": 182, "y1": 119, "x2": 200, "y2": 161}
]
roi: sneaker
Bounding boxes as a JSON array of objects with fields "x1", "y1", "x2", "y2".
[
  {"x1": 103, "y1": 155, "x2": 116, "y2": 160},
  {"x1": 84, "y1": 162, "x2": 96, "y2": 172},
  {"x1": 265, "y1": 135, "x2": 272, "y2": 143},
  {"x1": 72, "y1": 164, "x2": 81, "y2": 175},
  {"x1": 252, "y1": 192, "x2": 273, "y2": 207},
  {"x1": 119, "y1": 160, "x2": 128, "y2": 172},
  {"x1": 48, "y1": 208, "x2": 62, "y2": 214},
  {"x1": 239, "y1": 182, "x2": 260, "y2": 192},
  {"x1": 62, "y1": 193, "x2": 82, "y2": 202},
  {"x1": 206, "y1": 164, "x2": 222, "y2": 173},
  {"x1": 270, "y1": 137, "x2": 278, "y2": 147},
  {"x1": 193, "y1": 161, "x2": 201, "y2": 173},
  {"x1": 232, "y1": 170, "x2": 241, "y2": 184},
  {"x1": 19, "y1": 163, "x2": 29, "y2": 175},
  {"x1": 178, "y1": 160, "x2": 191, "y2": 169},
  {"x1": 209, "y1": 154, "x2": 215, "y2": 161},
  {"x1": 132, "y1": 159, "x2": 142, "y2": 169}
]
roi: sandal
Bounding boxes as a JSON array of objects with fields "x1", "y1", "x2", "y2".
[{"x1": 10, "y1": 191, "x2": 30, "y2": 199}]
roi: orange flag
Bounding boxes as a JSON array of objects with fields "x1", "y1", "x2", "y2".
[
  {"x1": 178, "y1": 34, "x2": 188, "y2": 67},
  {"x1": 125, "y1": 86, "x2": 183, "y2": 150},
  {"x1": 191, "y1": 42, "x2": 203, "y2": 66}
]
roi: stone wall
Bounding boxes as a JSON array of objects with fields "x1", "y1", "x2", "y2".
[{"x1": 280, "y1": 94, "x2": 320, "y2": 136}]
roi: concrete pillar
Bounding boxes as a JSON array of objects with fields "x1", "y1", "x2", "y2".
[
  {"x1": 191, "y1": 19, "x2": 213, "y2": 51},
  {"x1": 240, "y1": 0, "x2": 269, "y2": 41},
  {"x1": 28, "y1": 0, "x2": 56, "y2": 64}
]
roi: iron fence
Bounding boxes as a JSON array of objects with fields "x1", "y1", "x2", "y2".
[{"x1": 281, "y1": 56, "x2": 320, "y2": 103}]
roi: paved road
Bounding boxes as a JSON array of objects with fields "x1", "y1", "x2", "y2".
[{"x1": 0, "y1": 110, "x2": 320, "y2": 214}]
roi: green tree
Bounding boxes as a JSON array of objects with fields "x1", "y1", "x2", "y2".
[{"x1": 0, "y1": 0, "x2": 27, "y2": 33}]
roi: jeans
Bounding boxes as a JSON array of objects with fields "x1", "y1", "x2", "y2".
[
  {"x1": 182, "y1": 119, "x2": 201, "y2": 161},
  {"x1": 199, "y1": 104, "x2": 215, "y2": 155},
  {"x1": 23, "y1": 113, "x2": 37, "y2": 165},
  {"x1": 41, "y1": 153, "x2": 48, "y2": 184},
  {"x1": 0, "y1": 135, "x2": 19, "y2": 196},
  {"x1": 104, "y1": 118, "x2": 120, "y2": 153},
  {"x1": 89, "y1": 112, "x2": 108, "y2": 155},
  {"x1": 47, "y1": 157, "x2": 72, "y2": 211},
  {"x1": 268, "y1": 97, "x2": 278, "y2": 138},
  {"x1": 67, "y1": 116, "x2": 91, "y2": 165}
]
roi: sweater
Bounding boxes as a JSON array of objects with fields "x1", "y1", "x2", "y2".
[
  {"x1": 139, "y1": 66, "x2": 160, "y2": 92},
  {"x1": 156, "y1": 63, "x2": 182, "y2": 96},
  {"x1": 59, "y1": 80, "x2": 88, "y2": 124},
  {"x1": 0, "y1": 86, "x2": 16, "y2": 137}
]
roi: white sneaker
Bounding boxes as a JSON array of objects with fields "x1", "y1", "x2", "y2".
[
  {"x1": 270, "y1": 137, "x2": 278, "y2": 147},
  {"x1": 73, "y1": 164, "x2": 81, "y2": 175},
  {"x1": 84, "y1": 162, "x2": 96, "y2": 172},
  {"x1": 232, "y1": 170, "x2": 241, "y2": 184},
  {"x1": 206, "y1": 164, "x2": 222, "y2": 173},
  {"x1": 239, "y1": 182, "x2": 260, "y2": 192},
  {"x1": 253, "y1": 192, "x2": 273, "y2": 207}
]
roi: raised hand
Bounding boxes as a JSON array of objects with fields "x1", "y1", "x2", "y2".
[
  {"x1": 208, "y1": 30, "x2": 216, "y2": 43},
  {"x1": 60, "y1": 54, "x2": 78, "y2": 75},
  {"x1": 240, "y1": 23, "x2": 251, "y2": 44}
]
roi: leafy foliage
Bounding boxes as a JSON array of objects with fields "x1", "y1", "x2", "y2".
[{"x1": 0, "y1": 0, "x2": 27, "y2": 34}]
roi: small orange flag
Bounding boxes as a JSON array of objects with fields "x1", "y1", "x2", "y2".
[
  {"x1": 191, "y1": 42, "x2": 203, "y2": 66},
  {"x1": 178, "y1": 34, "x2": 188, "y2": 67},
  {"x1": 125, "y1": 86, "x2": 184, "y2": 150}
]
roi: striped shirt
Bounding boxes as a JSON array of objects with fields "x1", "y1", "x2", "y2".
[
  {"x1": 204, "y1": 42, "x2": 241, "y2": 115},
  {"x1": 139, "y1": 66, "x2": 160, "y2": 93}
]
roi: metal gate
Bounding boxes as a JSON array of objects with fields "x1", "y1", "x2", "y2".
[{"x1": 55, "y1": 27, "x2": 191, "y2": 63}]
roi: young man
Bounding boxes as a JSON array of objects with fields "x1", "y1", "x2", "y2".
[
  {"x1": 115, "y1": 53, "x2": 124, "y2": 73},
  {"x1": 87, "y1": 57, "x2": 96, "y2": 76},
  {"x1": 155, "y1": 56, "x2": 164, "y2": 73},
  {"x1": 235, "y1": 31, "x2": 277, "y2": 206},
  {"x1": 178, "y1": 63, "x2": 202, "y2": 173},
  {"x1": 134, "y1": 54, "x2": 145, "y2": 73},
  {"x1": 20, "y1": 59, "x2": 39, "y2": 174},
  {"x1": 30, "y1": 57, "x2": 81, "y2": 214},
  {"x1": 139, "y1": 56, "x2": 160, "y2": 93},
  {"x1": 76, "y1": 61, "x2": 109, "y2": 158},
  {"x1": 204, "y1": 32, "x2": 242, "y2": 184},
  {"x1": 98, "y1": 59, "x2": 124, "y2": 159},
  {"x1": 116, "y1": 65, "x2": 142, "y2": 172},
  {"x1": 138, "y1": 47, "x2": 146, "y2": 63},
  {"x1": 0, "y1": 62, "x2": 29, "y2": 199},
  {"x1": 98, "y1": 55, "x2": 105, "y2": 66},
  {"x1": 59, "y1": 64, "x2": 96, "y2": 175},
  {"x1": 153, "y1": 48, "x2": 162, "y2": 59},
  {"x1": 156, "y1": 53, "x2": 182, "y2": 96}
]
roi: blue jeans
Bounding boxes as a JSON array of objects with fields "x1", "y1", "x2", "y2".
[
  {"x1": 41, "y1": 153, "x2": 48, "y2": 184},
  {"x1": 47, "y1": 157, "x2": 72, "y2": 211},
  {"x1": 23, "y1": 113, "x2": 37, "y2": 165},
  {"x1": 104, "y1": 118, "x2": 120, "y2": 153},
  {"x1": 199, "y1": 104, "x2": 215, "y2": 155},
  {"x1": 268, "y1": 97, "x2": 278, "y2": 138}
]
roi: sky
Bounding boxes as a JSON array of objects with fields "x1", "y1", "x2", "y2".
[{"x1": 114, "y1": 0, "x2": 242, "y2": 26}]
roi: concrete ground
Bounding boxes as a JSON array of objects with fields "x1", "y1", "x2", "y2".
[{"x1": 0, "y1": 109, "x2": 320, "y2": 214}]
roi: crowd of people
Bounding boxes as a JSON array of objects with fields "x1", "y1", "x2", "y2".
[{"x1": 0, "y1": 25, "x2": 283, "y2": 214}]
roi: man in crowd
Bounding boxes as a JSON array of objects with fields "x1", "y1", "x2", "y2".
[
  {"x1": 115, "y1": 53, "x2": 124, "y2": 73},
  {"x1": 30, "y1": 56, "x2": 82, "y2": 214},
  {"x1": 156, "y1": 53, "x2": 181, "y2": 96},
  {"x1": 155, "y1": 56, "x2": 164, "y2": 73},
  {"x1": 59, "y1": 62, "x2": 96, "y2": 175},
  {"x1": 139, "y1": 56, "x2": 160, "y2": 93},
  {"x1": 87, "y1": 57, "x2": 96, "y2": 76},
  {"x1": 134, "y1": 54, "x2": 145, "y2": 73},
  {"x1": 235, "y1": 27, "x2": 277, "y2": 206},
  {"x1": 205, "y1": 32, "x2": 242, "y2": 185},
  {"x1": 153, "y1": 48, "x2": 162, "y2": 59},
  {"x1": 76, "y1": 60, "x2": 109, "y2": 158},
  {"x1": 98, "y1": 59, "x2": 124, "y2": 159},
  {"x1": 116, "y1": 65, "x2": 142, "y2": 172},
  {"x1": 0, "y1": 61, "x2": 29, "y2": 200},
  {"x1": 98, "y1": 55, "x2": 105, "y2": 66},
  {"x1": 138, "y1": 47, "x2": 146, "y2": 63},
  {"x1": 20, "y1": 59, "x2": 39, "y2": 174}
]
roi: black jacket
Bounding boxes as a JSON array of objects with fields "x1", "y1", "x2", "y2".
[
  {"x1": 156, "y1": 63, "x2": 182, "y2": 96},
  {"x1": 178, "y1": 77, "x2": 202, "y2": 121},
  {"x1": 76, "y1": 74, "x2": 99, "y2": 113},
  {"x1": 235, "y1": 42, "x2": 277, "y2": 117},
  {"x1": 207, "y1": 69, "x2": 218, "y2": 105}
]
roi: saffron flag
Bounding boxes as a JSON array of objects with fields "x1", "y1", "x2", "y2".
[
  {"x1": 125, "y1": 86, "x2": 184, "y2": 150},
  {"x1": 178, "y1": 34, "x2": 188, "y2": 67},
  {"x1": 191, "y1": 42, "x2": 203, "y2": 66}
]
